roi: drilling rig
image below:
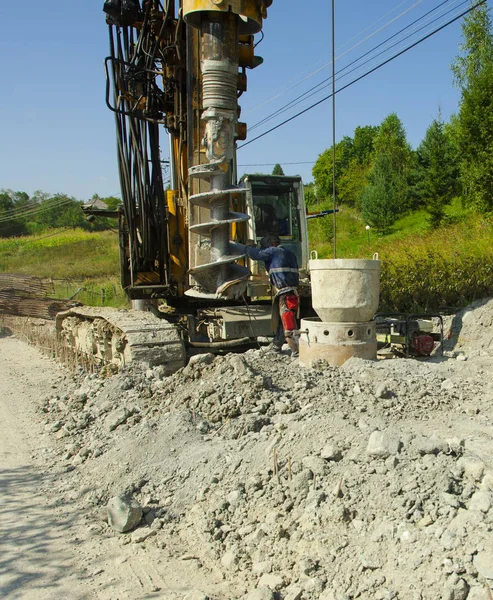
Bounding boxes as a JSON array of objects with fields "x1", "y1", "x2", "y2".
[{"x1": 59, "y1": 0, "x2": 311, "y2": 372}]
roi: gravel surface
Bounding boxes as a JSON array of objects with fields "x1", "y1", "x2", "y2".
[{"x1": 3, "y1": 298, "x2": 493, "y2": 599}]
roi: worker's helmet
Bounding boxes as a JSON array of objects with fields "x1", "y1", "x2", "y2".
[{"x1": 260, "y1": 233, "x2": 281, "y2": 249}]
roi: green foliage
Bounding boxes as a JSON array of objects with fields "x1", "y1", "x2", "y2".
[
  {"x1": 379, "y1": 214, "x2": 493, "y2": 312},
  {"x1": 312, "y1": 126, "x2": 378, "y2": 207},
  {"x1": 412, "y1": 115, "x2": 459, "y2": 227},
  {"x1": 458, "y1": 63, "x2": 493, "y2": 212},
  {"x1": 0, "y1": 229, "x2": 128, "y2": 308},
  {"x1": 303, "y1": 183, "x2": 317, "y2": 206},
  {"x1": 360, "y1": 114, "x2": 412, "y2": 231},
  {"x1": 451, "y1": 2, "x2": 493, "y2": 90},
  {"x1": 272, "y1": 163, "x2": 285, "y2": 176},
  {"x1": 0, "y1": 189, "x2": 118, "y2": 238}
]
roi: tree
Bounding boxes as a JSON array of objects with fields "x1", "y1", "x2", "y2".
[
  {"x1": 312, "y1": 137, "x2": 354, "y2": 202},
  {"x1": 413, "y1": 115, "x2": 459, "y2": 227},
  {"x1": 451, "y1": 2, "x2": 493, "y2": 90},
  {"x1": 451, "y1": 2, "x2": 493, "y2": 212},
  {"x1": 360, "y1": 114, "x2": 412, "y2": 231},
  {"x1": 361, "y1": 154, "x2": 403, "y2": 233},
  {"x1": 272, "y1": 163, "x2": 285, "y2": 176},
  {"x1": 458, "y1": 63, "x2": 493, "y2": 211}
]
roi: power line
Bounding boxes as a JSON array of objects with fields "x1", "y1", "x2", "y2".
[
  {"x1": 239, "y1": 0, "x2": 486, "y2": 150},
  {"x1": 249, "y1": 0, "x2": 465, "y2": 133},
  {"x1": 238, "y1": 161, "x2": 316, "y2": 166},
  {"x1": 246, "y1": 0, "x2": 426, "y2": 115},
  {"x1": 0, "y1": 197, "x2": 76, "y2": 224}
]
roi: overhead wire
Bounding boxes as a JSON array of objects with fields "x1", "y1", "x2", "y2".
[
  {"x1": 238, "y1": 0, "x2": 487, "y2": 150},
  {"x1": 0, "y1": 197, "x2": 77, "y2": 225},
  {"x1": 245, "y1": 0, "x2": 426, "y2": 115},
  {"x1": 248, "y1": 0, "x2": 465, "y2": 133}
]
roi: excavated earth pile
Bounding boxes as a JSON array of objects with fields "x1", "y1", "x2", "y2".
[{"x1": 36, "y1": 298, "x2": 493, "y2": 600}]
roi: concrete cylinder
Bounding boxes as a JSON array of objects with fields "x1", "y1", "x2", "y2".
[
  {"x1": 309, "y1": 258, "x2": 380, "y2": 323},
  {"x1": 299, "y1": 318, "x2": 377, "y2": 367}
]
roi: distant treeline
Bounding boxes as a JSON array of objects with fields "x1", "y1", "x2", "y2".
[
  {"x1": 306, "y1": 3, "x2": 493, "y2": 233},
  {"x1": 0, "y1": 191, "x2": 120, "y2": 238}
]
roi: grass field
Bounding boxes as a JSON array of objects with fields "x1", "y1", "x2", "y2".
[{"x1": 0, "y1": 228, "x2": 128, "y2": 308}]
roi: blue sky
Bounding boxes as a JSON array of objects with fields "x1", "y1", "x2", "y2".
[{"x1": 0, "y1": 0, "x2": 482, "y2": 199}]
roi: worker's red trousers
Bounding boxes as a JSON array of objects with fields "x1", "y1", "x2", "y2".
[{"x1": 280, "y1": 293, "x2": 299, "y2": 332}]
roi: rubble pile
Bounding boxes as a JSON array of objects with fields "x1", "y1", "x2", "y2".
[{"x1": 38, "y1": 300, "x2": 493, "y2": 600}]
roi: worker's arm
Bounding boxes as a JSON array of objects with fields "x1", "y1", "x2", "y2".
[{"x1": 240, "y1": 245, "x2": 275, "y2": 262}]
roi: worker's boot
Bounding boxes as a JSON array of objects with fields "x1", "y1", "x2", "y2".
[{"x1": 286, "y1": 335, "x2": 299, "y2": 357}]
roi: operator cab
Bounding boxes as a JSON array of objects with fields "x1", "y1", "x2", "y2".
[
  {"x1": 239, "y1": 174, "x2": 308, "y2": 298},
  {"x1": 240, "y1": 174, "x2": 308, "y2": 271}
]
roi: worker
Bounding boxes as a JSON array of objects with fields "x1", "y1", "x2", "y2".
[{"x1": 240, "y1": 233, "x2": 300, "y2": 357}]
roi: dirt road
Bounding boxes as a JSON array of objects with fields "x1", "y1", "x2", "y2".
[{"x1": 0, "y1": 335, "x2": 89, "y2": 599}]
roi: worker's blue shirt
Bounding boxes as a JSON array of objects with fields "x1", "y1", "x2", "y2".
[{"x1": 245, "y1": 245, "x2": 299, "y2": 290}]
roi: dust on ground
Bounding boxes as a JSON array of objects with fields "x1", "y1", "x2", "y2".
[{"x1": 3, "y1": 298, "x2": 493, "y2": 599}]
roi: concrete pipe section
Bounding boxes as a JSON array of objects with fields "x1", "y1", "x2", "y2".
[{"x1": 300, "y1": 255, "x2": 381, "y2": 367}]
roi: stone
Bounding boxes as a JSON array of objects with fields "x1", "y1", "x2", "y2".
[
  {"x1": 301, "y1": 577, "x2": 325, "y2": 594},
  {"x1": 246, "y1": 588, "x2": 275, "y2": 600},
  {"x1": 467, "y1": 586, "x2": 491, "y2": 600},
  {"x1": 319, "y1": 591, "x2": 337, "y2": 600},
  {"x1": 474, "y1": 548, "x2": 493, "y2": 580},
  {"x1": 412, "y1": 435, "x2": 447, "y2": 455},
  {"x1": 188, "y1": 353, "x2": 214, "y2": 367},
  {"x1": 253, "y1": 561, "x2": 272, "y2": 575},
  {"x1": 221, "y1": 550, "x2": 238, "y2": 570},
  {"x1": 320, "y1": 444, "x2": 343, "y2": 461},
  {"x1": 107, "y1": 495, "x2": 143, "y2": 533},
  {"x1": 284, "y1": 586, "x2": 303, "y2": 600},
  {"x1": 257, "y1": 573, "x2": 284, "y2": 590},
  {"x1": 443, "y1": 576, "x2": 469, "y2": 600},
  {"x1": 469, "y1": 490, "x2": 491, "y2": 513},
  {"x1": 105, "y1": 407, "x2": 131, "y2": 432},
  {"x1": 131, "y1": 528, "x2": 157, "y2": 543},
  {"x1": 458, "y1": 457, "x2": 485, "y2": 481},
  {"x1": 302, "y1": 456, "x2": 327, "y2": 475},
  {"x1": 375, "y1": 382, "x2": 393, "y2": 399},
  {"x1": 366, "y1": 430, "x2": 401, "y2": 458}
]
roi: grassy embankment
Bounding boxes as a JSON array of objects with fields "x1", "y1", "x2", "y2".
[
  {"x1": 1, "y1": 198, "x2": 493, "y2": 313},
  {"x1": 308, "y1": 197, "x2": 493, "y2": 312},
  {"x1": 0, "y1": 229, "x2": 128, "y2": 308}
]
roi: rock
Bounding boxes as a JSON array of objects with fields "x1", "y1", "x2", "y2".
[
  {"x1": 319, "y1": 591, "x2": 337, "y2": 600},
  {"x1": 320, "y1": 444, "x2": 343, "y2": 461},
  {"x1": 131, "y1": 528, "x2": 157, "y2": 543},
  {"x1": 469, "y1": 490, "x2": 491, "y2": 513},
  {"x1": 221, "y1": 550, "x2": 238, "y2": 570},
  {"x1": 443, "y1": 575, "x2": 469, "y2": 600},
  {"x1": 467, "y1": 586, "x2": 491, "y2": 600},
  {"x1": 290, "y1": 469, "x2": 313, "y2": 492},
  {"x1": 246, "y1": 588, "x2": 275, "y2": 600},
  {"x1": 183, "y1": 591, "x2": 210, "y2": 600},
  {"x1": 188, "y1": 353, "x2": 215, "y2": 367},
  {"x1": 302, "y1": 455, "x2": 327, "y2": 475},
  {"x1": 301, "y1": 577, "x2": 325, "y2": 594},
  {"x1": 284, "y1": 586, "x2": 303, "y2": 600},
  {"x1": 412, "y1": 435, "x2": 447, "y2": 455},
  {"x1": 474, "y1": 548, "x2": 493, "y2": 579},
  {"x1": 107, "y1": 495, "x2": 143, "y2": 533},
  {"x1": 105, "y1": 407, "x2": 131, "y2": 432},
  {"x1": 458, "y1": 457, "x2": 485, "y2": 481},
  {"x1": 366, "y1": 430, "x2": 401, "y2": 458},
  {"x1": 375, "y1": 382, "x2": 393, "y2": 398},
  {"x1": 253, "y1": 561, "x2": 272, "y2": 575},
  {"x1": 257, "y1": 573, "x2": 284, "y2": 590}
]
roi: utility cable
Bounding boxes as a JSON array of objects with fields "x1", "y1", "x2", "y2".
[
  {"x1": 239, "y1": 0, "x2": 486, "y2": 150},
  {"x1": 246, "y1": 0, "x2": 426, "y2": 115},
  {"x1": 0, "y1": 197, "x2": 77, "y2": 225},
  {"x1": 249, "y1": 0, "x2": 464, "y2": 133}
]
